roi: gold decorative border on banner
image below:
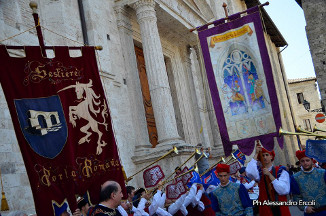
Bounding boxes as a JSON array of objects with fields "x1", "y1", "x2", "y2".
[{"x1": 210, "y1": 25, "x2": 253, "y2": 47}]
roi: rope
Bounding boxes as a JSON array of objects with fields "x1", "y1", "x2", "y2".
[
  {"x1": 0, "y1": 20, "x2": 86, "y2": 46},
  {"x1": 259, "y1": 7, "x2": 268, "y2": 34},
  {"x1": 0, "y1": 24, "x2": 39, "y2": 43},
  {"x1": 40, "y1": 25, "x2": 86, "y2": 46}
]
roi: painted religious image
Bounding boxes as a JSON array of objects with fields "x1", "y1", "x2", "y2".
[
  {"x1": 221, "y1": 50, "x2": 269, "y2": 116},
  {"x1": 208, "y1": 23, "x2": 276, "y2": 141}
]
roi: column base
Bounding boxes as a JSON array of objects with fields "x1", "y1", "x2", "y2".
[
  {"x1": 132, "y1": 140, "x2": 192, "y2": 164},
  {"x1": 129, "y1": 141, "x2": 225, "y2": 187}
]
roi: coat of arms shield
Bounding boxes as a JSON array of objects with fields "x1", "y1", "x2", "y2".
[{"x1": 14, "y1": 95, "x2": 67, "y2": 159}]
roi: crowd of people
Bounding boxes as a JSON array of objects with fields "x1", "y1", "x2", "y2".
[{"x1": 3, "y1": 144, "x2": 326, "y2": 216}]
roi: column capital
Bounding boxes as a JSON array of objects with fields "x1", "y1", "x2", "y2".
[
  {"x1": 133, "y1": 0, "x2": 155, "y2": 9},
  {"x1": 132, "y1": 0, "x2": 157, "y2": 23}
]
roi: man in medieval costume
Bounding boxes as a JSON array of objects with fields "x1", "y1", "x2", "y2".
[
  {"x1": 246, "y1": 145, "x2": 291, "y2": 215},
  {"x1": 209, "y1": 164, "x2": 253, "y2": 216},
  {"x1": 290, "y1": 150, "x2": 326, "y2": 215}
]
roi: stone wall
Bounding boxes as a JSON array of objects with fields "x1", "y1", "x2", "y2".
[
  {"x1": 288, "y1": 78, "x2": 326, "y2": 146},
  {"x1": 0, "y1": 0, "x2": 298, "y2": 214},
  {"x1": 301, "y1": 0, "x2": 326, "y2": 112},
  {"x1": 265, "y1": 34, "x2": 298, "y2": 165}
]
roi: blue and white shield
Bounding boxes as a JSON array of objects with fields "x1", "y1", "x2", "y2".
[{"x1": 14, "y1": 95, "x2": 68, "y2": 159}]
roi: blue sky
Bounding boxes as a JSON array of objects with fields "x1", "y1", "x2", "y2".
[{"x1": 264, "y1": 0, "x2": 316, "y2": 79}]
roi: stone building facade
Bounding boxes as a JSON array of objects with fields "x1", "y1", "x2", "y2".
[
  {"x1": 288, "y1": 77, "x2": 326, "y2": 147},
  {"x1": 295, "y1": 0, "x2": 326, "y2": 114},
  {"x1": 0, "y1": 0, "x2": 298, "y2": 214}
]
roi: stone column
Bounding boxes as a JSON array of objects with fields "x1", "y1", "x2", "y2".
[
  {"x1": 133, "y1": 0, "x2": 181, "y2": 144},
  {"x1": 183, "y1": 46, "x2": 201, "y2": 145},
  {"x1": 115, "y1": 6, "x2": 151, "y2": 148},
  {"x1": 193, "y1": 45, "x2": 223, "y2": 150},
  {"x1": 191, "y1": 46, "x2": 214, "y2": 147}
]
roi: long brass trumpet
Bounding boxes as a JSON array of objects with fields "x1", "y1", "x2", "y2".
[
  {"x1": 313, "y1": 125, "x2": 326, "y2": 133},
  {"x1": 297, "y1": 126, "x2": 326, "y2": 139},
  {"x1": 180, "y1": 148, "x2": 201, "y2": 170},
  {"x1": 163, "y1": 166, "x2": 196, "y2": 185},
  {"x1": 224, "y1": 153, "x2": 237, "y2": 165},
  {"x1": 164, "y1": 149, "x2": 200, "y2": 182},
  {"x1": 126, "y1": 146, "x2": 178, "y2": 182},
  {"x1": 279, "y1": 128, "x2": 326, "y2": 138},
  {"x1": 200, "y1": 156, "x2": 225, "y2": 177},
  {"x1": 194, "y1": 151, "x2": 208, "y2": 165}
]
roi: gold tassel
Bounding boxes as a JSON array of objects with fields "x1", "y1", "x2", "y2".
[
  {"x1": 1, "y1": 191, "x2": 9, "y2": 211},
  {"x1": 0, "y1": 168, "x2": 9, "y2": 211}
]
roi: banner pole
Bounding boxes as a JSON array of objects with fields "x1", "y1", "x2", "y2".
[
  {"x1": 29, "y1": 1, "x2": 47, "y2": 57},
  {"x1": 189, "y1": 1, "x2": 270, "y2": 32},
  {"x1": 222, "y1": 2, "x2": 229, "y2": 21}
]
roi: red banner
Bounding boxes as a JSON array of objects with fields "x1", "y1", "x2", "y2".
[
  {"x1": 143, "y1": 165, "x2": 165, "y2": 188},
  {"x1": 229, "y1": 161, "x2": 241, "y2": 175},
  {"x1": 174, "y1": 167, "x2": 192, "y2": 185},
  {"x1": 0, "y1": 46, "x2": 125, "y2": 215},
  {"x1": 180, "y1": 167, "x2": 192, "y2": 186},
  {"x1": 166, "y1": 180, "x2": 187, "y2": 200}
]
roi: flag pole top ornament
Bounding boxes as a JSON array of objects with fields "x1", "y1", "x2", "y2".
[
  {"x1": 222, "y1": 2, "x2": 229, "y2": 19},
  {"x1": 189, "y1": 1, "x2": 270, "y2": 32},
  {"x1": 29, "y1": 1, "x2": 38, "y2": 14}
]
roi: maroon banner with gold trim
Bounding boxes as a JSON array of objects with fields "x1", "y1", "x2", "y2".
[{"x1": 0, "y1": 46, "x2": 125, "y2": 215}]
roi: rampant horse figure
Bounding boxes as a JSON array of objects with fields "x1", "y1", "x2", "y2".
[{"x1": 58, "y1": 79, "x2": 108, "y2": 155}]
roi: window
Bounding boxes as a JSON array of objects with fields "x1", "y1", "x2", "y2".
[
  {"x1": 303, "y1": 119, "x2": 312, "y2": 131},
  {"x1": 297, "y1": 93, "x2": 304, "y2": 104}
]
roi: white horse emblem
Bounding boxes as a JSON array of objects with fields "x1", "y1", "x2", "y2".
[{"x1": 58, "y1": 79, "x2": 108, "y2": 155}]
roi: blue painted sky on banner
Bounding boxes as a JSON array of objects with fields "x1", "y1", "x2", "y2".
[{"x1": 264, "y1": 0, "x2": 316, "y2": 79}]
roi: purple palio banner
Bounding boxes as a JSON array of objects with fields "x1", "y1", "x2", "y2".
[{"x1": 198, "y1": 6, "x2": 283, "y2": 156}]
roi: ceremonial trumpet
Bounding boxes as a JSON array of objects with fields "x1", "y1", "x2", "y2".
[
  {"x1": 164, "y1": 148, "x2": 200, "y2": 182},
  {"x1": 297, "y1": 126, "x2": 326, "y2": 139},
  {"x1": 126, "y1": 146, "x2": 178, "y2": 182},
  {"x1": 224, "y1": 155, "x2": 238, "y2": 165},
  {"x1": 163, "y1": 166, "x2": 196, "y2": 185},
  {"x1": 164, "y1": 155, "x2": 202, "y2": 187},
  {"x1": 181, "y1": 148, "x2": 201, "y2": 168},
  {"x1": 194, "y1": 151, "x2": 208, "y2": 165},
  {"x1": 279, "y1": 128, "x2": 326, "y2": 138},
  {"x1": 200, "y1": 156, "x2": 225, "y2": 177},
  {"x1": 313, "y1": 125, "x2": 326, "y2": 133},
  {"x1": 296, "y1": 126, "x2": 315, "y2": 135}
]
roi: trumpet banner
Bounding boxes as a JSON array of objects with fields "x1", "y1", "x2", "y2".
[
  {"x1": 143, "y1": 165, "x2": 165, "y2": 188},
  {"x1": 166, "y1": 180, "x2": 187, "y2": 200},
  {"x1": 0, "y1": 46, "x2": 125, "y2": 215},
  {"x1": 198, "y1": 6, "x2": 283, "y2": 156},
  {"x1": 229, "y1": 161, "x2": 241, "y2": 175},
  {"x1": 175, "y1": 167, "x2": 192, "y2": 186},
  {"x1": 165, "y1": 167, "x2": 193, "y2": 199}
]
